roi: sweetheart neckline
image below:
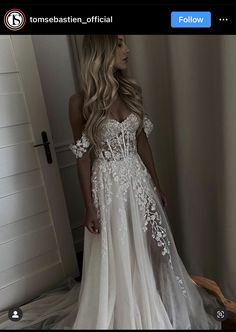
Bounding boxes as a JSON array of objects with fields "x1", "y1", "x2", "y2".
[{"x1": 106, "y1": 113, "x2": 135, "y2": 125}]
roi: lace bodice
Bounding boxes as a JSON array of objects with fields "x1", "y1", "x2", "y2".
[{"x1": 69, "y1": 113, "x2": 154, "y2": 161}]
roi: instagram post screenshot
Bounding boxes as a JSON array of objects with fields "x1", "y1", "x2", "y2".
[{"x1": 0, "y1": 0, "x2": 235, "y2": 329}]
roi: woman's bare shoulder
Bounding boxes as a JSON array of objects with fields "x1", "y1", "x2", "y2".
[
  {"x1": 69, "y1": 91, "x2": 84, "y2": 110},
  {"x1": 69, "y1": 91, "x2": 85, "y2": 124}
]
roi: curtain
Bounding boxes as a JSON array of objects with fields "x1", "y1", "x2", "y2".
[{"x1": 70, "y1": 35, "x2": 236, "y2": 302}]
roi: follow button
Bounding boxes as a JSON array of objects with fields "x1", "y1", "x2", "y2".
[{"x1": 171, "y1": 12, "x2": 211, "y2": 28}]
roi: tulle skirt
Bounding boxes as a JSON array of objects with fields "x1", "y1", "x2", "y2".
[{"x1": 0, "y1": 154, "x2": 221, "y2": 329}]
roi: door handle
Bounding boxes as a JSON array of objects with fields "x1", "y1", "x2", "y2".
[{"x1": 33, "y1": 131, "x2": 53, "y2": 164}]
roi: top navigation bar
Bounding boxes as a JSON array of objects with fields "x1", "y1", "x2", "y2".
[{"x1": 0, "y1": 4, "x2": 236, "y2": 34}]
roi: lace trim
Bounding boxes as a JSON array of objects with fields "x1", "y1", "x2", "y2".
[
  {"x1": 143, "y1": 114, "x2": 154, "y2": 137},
  {"x1": 69, "y1": 132, "x2": 90, "y2": 158}
]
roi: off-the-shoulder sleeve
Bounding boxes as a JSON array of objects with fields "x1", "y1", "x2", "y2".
[
  {"x1": 68, "y1": 131, "x2": 91, "y2": 158},
  {"x1": 143, "y1": 113, "x2": 154, "y2": 137}
]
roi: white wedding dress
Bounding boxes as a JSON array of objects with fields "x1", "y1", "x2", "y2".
[{"x1": 0, "y1": 112, "x2": 221, "y2": 330}]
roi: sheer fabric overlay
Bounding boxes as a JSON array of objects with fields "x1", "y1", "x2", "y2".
[{"x1": 0, "y1": 113, "x2": 221, "y2": 330}]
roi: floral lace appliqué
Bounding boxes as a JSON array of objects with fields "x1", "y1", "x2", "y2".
[
  {"x1": 69, "y1": 132, "x2": 90, "y2": 158},
  {"x1": 132, "y1": 176, "x2": 172, "y2": 263},
  {"x1": 143, "y1": 113, "x2": 154, "y2": 137},
  {"x1": 132, "y1": 176, "x2": 187, "y2": 297}
]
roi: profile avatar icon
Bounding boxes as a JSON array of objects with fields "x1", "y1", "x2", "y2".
[
  {"x1": 8, "y1": 307, "x2": 23, "y2": 321},
  {"x1": 12, "y1": 311, "x2": 19, "y2": 318}
]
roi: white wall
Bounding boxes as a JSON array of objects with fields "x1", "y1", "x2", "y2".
[{"x1": 31, "y1": 35, "x2": 84, "y2": 253}]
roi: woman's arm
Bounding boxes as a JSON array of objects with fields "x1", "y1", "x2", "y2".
[
  {"x1": 137, "y1": 129, "x2": 162, "y2": 192},
  {"x1": 69, "y1": 93, "x2": 93, "y2": 209},
  {"x1": 69, "y1": 94, "x2": 100, "y2": 234}
]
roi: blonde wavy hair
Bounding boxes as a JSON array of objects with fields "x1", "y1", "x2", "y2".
[{"x1": 79, "y1": 35, "x2": 144, "y2": 151}]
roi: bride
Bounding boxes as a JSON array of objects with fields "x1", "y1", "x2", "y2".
[{"x1": 0, "y1": 35, "x2": 221, "y2": 330}]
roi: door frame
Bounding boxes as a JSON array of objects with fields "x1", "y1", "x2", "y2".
[{"x1": 10, "y1": 35, "x2": 79, "y2": 278}]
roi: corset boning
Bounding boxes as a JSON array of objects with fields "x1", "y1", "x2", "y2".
[{"x1": 94, "y1": 130, "x2": 138, "y2": 162}]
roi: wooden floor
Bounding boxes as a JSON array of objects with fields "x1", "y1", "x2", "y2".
[{"x1": 76, "y1": 251, "x2": 236, "y2": 329}]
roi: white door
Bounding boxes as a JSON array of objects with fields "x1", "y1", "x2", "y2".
[{"x1": 0, "y1": 35, "x2": 79, "y2": 311}]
